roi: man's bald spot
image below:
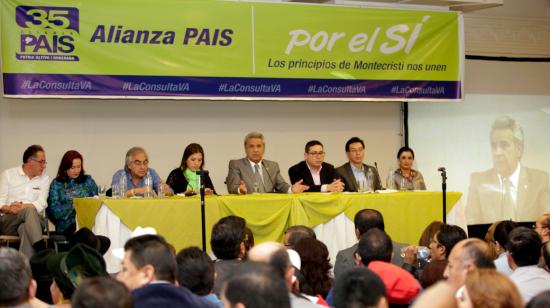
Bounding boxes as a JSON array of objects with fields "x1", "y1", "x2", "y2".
[{"x1": 248, "y1": 242, "x2": 285, "y2": 263}]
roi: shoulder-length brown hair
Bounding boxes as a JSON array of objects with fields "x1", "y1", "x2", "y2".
[
  {"x1": 56, "y1": 150, "x2": 86, "y2": 183},
  {"x1": 179, "y1": 143, "x2": 205, "y2": 171}
]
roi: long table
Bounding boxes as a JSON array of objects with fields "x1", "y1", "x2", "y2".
[{"x1": 75, "y1": 191, "x2": 462, "y2": 267}]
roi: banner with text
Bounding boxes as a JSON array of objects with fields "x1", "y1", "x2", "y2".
[{"x1": 1, "y1": 0, "x2": 463, "y2": 101}]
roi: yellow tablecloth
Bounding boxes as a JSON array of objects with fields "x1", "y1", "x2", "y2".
[{"x1": 74, "y1": 191, "x2": 461, "y2": 252}]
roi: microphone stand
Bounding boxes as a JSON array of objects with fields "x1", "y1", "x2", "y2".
[
  {"x1": 438, "y1": 168, "x2": 447, "y2": 223},
  {"x1": 196, "y1": 170, "x2": 209, "y2": 251}
]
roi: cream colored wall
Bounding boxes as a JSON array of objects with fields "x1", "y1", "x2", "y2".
[{"x1": 0, "y1": 96, "x2": 403, "y2": 194}]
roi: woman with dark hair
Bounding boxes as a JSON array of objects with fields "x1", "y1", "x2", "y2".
[
  {"x1": 47, "y1": 150, "x2": 97, "y2": 237},
  {"x1": 166, "y1": 143, "x2": 216, "y2": 195},
  {"x1": 390, "y1": 146, "x2": 426, "y2": 190},
  {"x1": 293, "y1": 238, "x2": 333, "y2": 300}
]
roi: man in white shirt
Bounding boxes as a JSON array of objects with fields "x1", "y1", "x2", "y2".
[
  {"x1": 0, "y1": 145, "x2": 50, "y2": 258},
  {"x1": 507, "y1": 227, "x2": 550, "y2": 303}
]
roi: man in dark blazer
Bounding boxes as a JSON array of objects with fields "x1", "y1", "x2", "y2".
[
  {"x1": 335, "y1": 137, "x2": 382, "y2": 192},
  {"x1": 226, "y1": 132, "x2": 309, "y2": 194},
  {"x1": 288, "y1": 140, "x2": 345, "y2": 193}
]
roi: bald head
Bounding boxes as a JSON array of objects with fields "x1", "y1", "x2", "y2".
[
  {"x1": 535, "y1": 214, "x2": 550, "y2": 242},
  {"x1": 248, "y1": 242, "x2": 293, "y2": 289},
  {"x1": 444, "y1": 238, "x2": 495, "y2": 290}
]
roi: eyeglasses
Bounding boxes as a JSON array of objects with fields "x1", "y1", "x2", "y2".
[
  {"x1": 30, "y1": 158, "x2": 47, "y2": 165},
  {"x1": 132, "y1": 160, "x2": 149, "y2": 166},
  {"x1": 308, "y1": 151, "x2": 325, "y2": 157}
]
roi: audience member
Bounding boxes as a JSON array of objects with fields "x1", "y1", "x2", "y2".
[
  {"x1": 176, "y1": 246, "x2": 222, "y2": 307},
  {"x1": 288, "y1": 140, "x2": 344, "y2": 193},
  {"x1": 226, "y1": 132, "x2": 308, "y2": 194},
  {"x1": 334, "y1": 209, "x2": 406, "y2": 278},
  {"x1": 390, "y1": 146, "x2": 427, "y2": 190},
  {"x1": 0, "y1": 247, "x2": 40, "y2": 307},
  {"x1": 443, "y1": 238, "x2": 495, "y2": 292},
  {"x1": 493, "y1": 220, "x2": 518, "y2": 275},
  {"x1": 458, "y1": 269, "x2": 523, "y2": 308},
  {"x1": 418, "y1": 221, "x2": 444, "y2": 247},
  {"x1": 0, "y1": 145, "x2": 49, "y2": 258},
  {"x1": 484, "y1": 220, "x2": 501, "y2": 260},
  {"x1": 111, "y1": 146, "x2": 172, "y2": 197},
  {"x1": 166, "y1": 143, "x2": 216, "y2": 195},
  {"x1": 534, "y1": 214, "x2": 550, "y2": 244},
  {"x1": 69, "y1": 227, "x2": 111, "y2": 255},
  {"x1": 527, "y1": 290, "x2": 550, "y2": 308},
  {"x1": 29, "y1": 248, "x2": 55, "y2": 304},
  {"x1": 72, "y1": 276, "x2": 133, "y2": 308},
  {"x1": 116, "y1": 234, "x2": 215, "y2": 308},
  {"x1": 333, "y1": 267, "x2": 387, "y2": 308},
  {"x1": 283, "y1": 225, "x2": 316, "y2": 249},
  {"x1": 335, "y1": 137, "x2": 382, "y2": 192},
  {"x1": 47, "y1": 150, "x2": 97, "y2": 238},
  {"x1": 294, "y1": 238, "x2": 333, "y2": 299},
  {"x1": 355, "y1": 228, "x2": 421, "y2": 305},
  {"x1": 223, "y1": 261, "x2": 290, "y2": 308},
  {"x1": 411, "y1": 282, "x2": 457, "y2": 308},
  {"x1": 47, "y1": 243, "x2": 109, "y2": 305},
  {"x1": 243, "y1": 226, "x2": 255, "y2": 259},
  {"x1": 507, "y1": 227, "x2": 550, "y2": 302},
  {"x1": 210, "y1": 216, "x2": 247, "y2": 295}
]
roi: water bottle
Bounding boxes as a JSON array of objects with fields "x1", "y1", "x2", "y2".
[
  {"x1": 144, "y1": 171, "x2": 153, "y2": 198},
  {"x1": 386, "y1": 169, "x2": 395, "y2": 190},
  {"x1": 195, "y1": 175, "x2": 201, "y2": 195},
  {"x1": 366, "y1": 168, "x2": 374, "y2": 192},
  {"x1": 119, "y1": 175, "x2": 127, "y2": 198}
]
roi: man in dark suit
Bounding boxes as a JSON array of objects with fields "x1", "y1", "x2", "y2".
[
  {"x1": 467, "y1": 116, "x2": 549, "y2": 224},
  {"x1": 335, "y1": 137, "x2": 382, "y2": 192},
  {"x1": 226, "y1": 132, "x2": 309, "y2": 194},
  {"x1": 288, "y1": 140, "x2": 344, "y2": 193}
]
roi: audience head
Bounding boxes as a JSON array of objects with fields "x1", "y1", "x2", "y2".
[
  {"x1": 244, "y1": 132, "x2": 265, "y2": 163},
  {"x1": 490, "y1": 116, "x2": 524, "y2": 177},
  {"x1": 304, "y1": 140, "x2": 325, "y2": 169},
  {"x1": 534, "y1": 214, "x2": 550, "y2": 242},
  {"x1": 493, "y1": 220, "x2": 518, "y2": 253},
  {"x1": 70, "y1": 227, "x2": 111, "y2": 255},
  {"x1": 243, "y1": 227, "x2": 255, "y2": 259},
  {"x1": 527, "y1": 290, "x2": 550, "y2": 308},
  {"x1": 354, "y1": 208, "x2": 385, "y2": 239},
  {"x1": 345, "y1": 137, "x2": 366, "y2": 165},
  {"x1": 117, "y1": 234, "x2": 176, "y2": 290},
  {"x1": 507, "y1": 226, "x2": 542, "y2": 268},
  {"x1": 29, "y1": 249, "x2": 55, "y2": 304},
  {"x1": 418, "y1": 221, "x2": 443, "y2": 247},
  {"x1": 223, "y1": 261, "x2": 290, "y2": 308},
  {"x1": 0, "y1": 248, "x2": 35, "y2": 307},
  {"x1": 458, "y1": 269, "x2": 522, "y2": 308},
  {"x1": 71, "y1": 277, "x2": 132, "y2": 308},
  {"x1": 431, "y1": 224, "x2": 467, "y2": 261},
  {"x1": 444, "y1": 238, "x2": 496, "y2": 290},
  {"x1": 356, "y1": 228, "x2": 393, "y2": 266},
  {"x1": 22, "y1": 144, "x2": 46, "y2": 176},
  {"x1": 333, "y1": 267, "x2": 387, "y2": 308},
  {"x1": 124, "y1": 146, "x2": 149, "y2": 178},
  {"x1": 179, "y1": 143, "x2": 205, "y2": 172},
  {"x1": 282, "y1": 225, "x2": 316, "y2": 249},
  {"x1": 248, "y1": 242, "x2": 293, "y2": 289},
  {"x1": 293, "y1": 238, "x2": 333, "y2": 298},
  {"x1": 47, "y1": 243, "x2": 108, "y2": 303},
  {"x1": 484, "y1": 220, "x2": 500, "y2": 260},
  {"x1": 55, "y1": 150, "x2": 87, "y2": 182},
  {"x1": 210, "y1": 216, "x2": 247, "y2": 260},
  {"x1": 411, "y1": 282, "x2": 457, "y2": 308},
  {"x1": 175, "y1": 246, "x2": 215, "y2": 296}
]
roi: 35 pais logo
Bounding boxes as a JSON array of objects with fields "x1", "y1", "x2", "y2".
[{"x1": 15, "y1": 6, "x2": 79, "y2": 61}]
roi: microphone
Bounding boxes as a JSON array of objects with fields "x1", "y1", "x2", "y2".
[
  {"x1": 261, "y1": 161, "x2": 275, "y2": 192},
  {"x1": 437, "y1": 167, "x2": 446, "y2": 172},
  {"x1": 374, "y1": 162, "x2": 379, "y2": 170}
]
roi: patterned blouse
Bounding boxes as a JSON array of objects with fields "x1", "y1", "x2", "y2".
[
  {"x1": 392, "y1": 168, "x2": 427, "y2": 190},
  {"x1": 47, "y1": 174, "x2": 97, "y2": 233}
]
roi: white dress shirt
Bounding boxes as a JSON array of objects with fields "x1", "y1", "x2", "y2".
[
  {"x1": 510, "y1": 265, "x2": 550, "y2": 303},
  {"x1": 0, "y1": 166, "x2": 50, "y2": 212}
]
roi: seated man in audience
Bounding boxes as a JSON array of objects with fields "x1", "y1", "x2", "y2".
[
  {"x1": 332, "y1": 267, "x2": 387, "y2": 308},
  {"x1": 111, "y1": 146, "x2": 172, "y2": 197},
  {"x1": 534, "y1": 214, "x2": 550, "y2": 244},
  {"x1": 211, "y1": 216, "x2": 247, "y2": 295},
  {"x1": 72, "y1": 277, "x2": 133, "y2": 308},
  {"x1": 176, "y1": 246, "x2": 222, "y2": 307},
  {"x1": 354, "y1": 228, "x2": 421, "y2": 305},
  {"x1": 507, "y1": 227, "x2": 550, "y2": 303},
  {"x1": 335, "y1": 137, "x2": 382, "y2": 192},
  {"x1": 288, "y1": 140, "x2": 344, "y2": 193},
  {"x1": 0, "y1": 247, "x2": 43, "y2": 307},
  {"x1": 116, "y1": 234, "x2": 215, "y2": 308},
  {"x1": 493, "y1": 220, "x2": 518, "y2": 275},
  {"x1": 282, "y1": 225, "x2": 316, "y2": 249},
  {"x1": 223, "y1": 261, "x2": 290, "y2": 308},
  {"x1": 0, "y1": 145, "x2": 49, "y2": 258},
  {"x1": 334, "y1": 209, "x2": 406, "y2": 278},
  {"x1": 443, "y1": 238, "x2": 495, "y2": 292},
  {"x1": 247, "y1": 241, "x2": 322, "y2": 307},
  {"x1": 226, "y1": 132, "x2": 309, "y2": 194}
]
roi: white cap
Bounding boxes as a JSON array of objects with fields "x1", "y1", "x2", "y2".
[{"x1": 287, "y1": 249, "x2": 301, "y2": 270}]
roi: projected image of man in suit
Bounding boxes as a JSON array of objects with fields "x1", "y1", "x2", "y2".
[{"x1": 466, "y1": 116, "x2": 549, "y2": 224}]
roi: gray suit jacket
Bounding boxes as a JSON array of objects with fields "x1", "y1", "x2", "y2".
[
  {"x1": 333, "y1": 241, "x2": 407, "y2": 278},
  {"x1": 226, "y1": 158, "x2": 291, "y2": 194},
  {"x1": 466, "y1": 165, "x2": 549, "y2": 224},
  {"x1": 335, "y1": 162, "x2": 382, "y2": 192}
]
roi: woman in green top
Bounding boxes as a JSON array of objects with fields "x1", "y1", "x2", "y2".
[{"x1": 166, "y1": 143, "x2": 216, "y2": 195}]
